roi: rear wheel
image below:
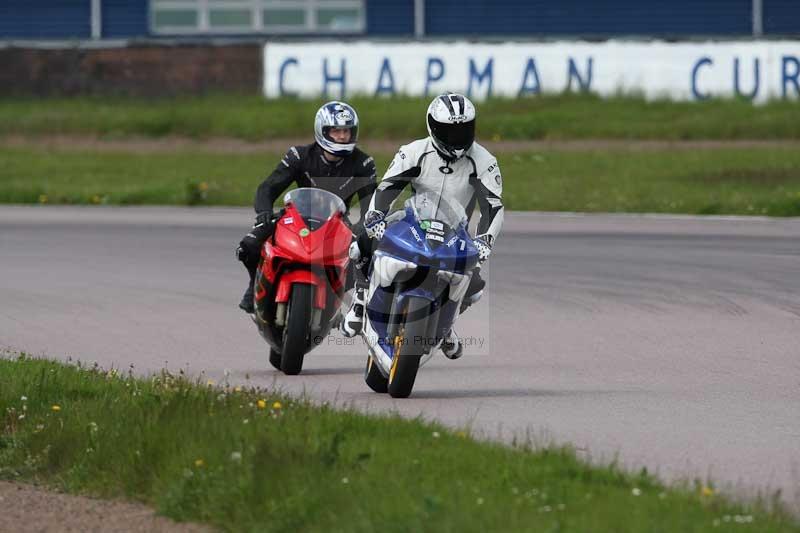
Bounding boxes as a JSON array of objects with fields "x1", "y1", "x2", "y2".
[
  {"x1": 280, "y1": 284, "x2": 314, "y2": 375},
  {"x1": 364, "y1": 355, "x2": 388, "y2": 393},
  {"x1": 387, "y1": 296, "x2": 430, "y2": 398},
  {"x1": 269, "y1": 347, "x2": 282, "y2": 371}
]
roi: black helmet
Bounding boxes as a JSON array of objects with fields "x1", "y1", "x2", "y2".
[{"x1": 426, "y1": 92, "x2": 476, "y2": 161}]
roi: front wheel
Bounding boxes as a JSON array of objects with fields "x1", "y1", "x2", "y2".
[
  {"x1": 280, "y1": 284, "x2": 315, "y2": 375},
  {"x1": 387, "y1": 296, "x2": 430, "y2": 398},
  {"x1": 364, "y1": 356, "x2": 388, "y2": 393}
]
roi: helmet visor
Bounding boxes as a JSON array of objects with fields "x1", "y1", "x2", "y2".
[{"x1": 428, "y1": 116, "x2": 475, "y2": 151}]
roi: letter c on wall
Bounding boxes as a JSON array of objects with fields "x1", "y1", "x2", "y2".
[
  {"x1": 278, "y1": 58, "x2": 299, "y2": 97},
  {"x1": 691, "y1": 57, "x2": 713, "y2": 101}
]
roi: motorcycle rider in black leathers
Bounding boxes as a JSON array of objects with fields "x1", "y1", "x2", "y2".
[
  {"x1": 236, "y1": 101, "x2": 377, "y2": 313},
  {"x1": 339, "y1": 93, "x2": 503, "y2": 360}
]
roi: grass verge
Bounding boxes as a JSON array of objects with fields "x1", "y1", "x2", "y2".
[
  {"x1": 2, "y1": 146, "x2": 799, "y2": 215},
  {"x1": 2, "y1": 94, "x2": 800, "y2": 141},
  {"x1": 1, "y1": 354, "x2": 797, "y2": 532}
]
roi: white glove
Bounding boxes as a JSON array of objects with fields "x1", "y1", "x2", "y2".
[
  {"x1": 364, "y1": 210, "x2": 386, "y2": 240},
  {"x1": 474, "y1": 235, "x2": 492, "y2": 263}
]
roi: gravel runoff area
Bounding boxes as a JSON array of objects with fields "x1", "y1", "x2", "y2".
[
  {"x1": 0, "y1": 481, "x2": 214, "y2": 533},
  {"x1": 3, "y1": 134, "x2": 800, "y2": 154}
]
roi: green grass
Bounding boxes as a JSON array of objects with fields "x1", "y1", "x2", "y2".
[
  {"x1": 2, "y1": 146, "x2": 799, "y2": 216},
  {"x1": 1, "y1": 354, "x2": 796, "y2": 532},
  {"x1": 2, "y1": 94, "x2": 800, "y2": 141}
]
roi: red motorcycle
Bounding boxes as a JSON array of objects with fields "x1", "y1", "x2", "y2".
[{"x1": 251, "y1": 188, "x2": 352, "y2": 374}]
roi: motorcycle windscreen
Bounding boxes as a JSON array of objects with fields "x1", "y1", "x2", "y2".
[
  {"x1": 404, "y1": 191, "x2": 467, "y2": 230},
  {"x1": 283, "y1": 187, "x2": 346, "y2": 231}
]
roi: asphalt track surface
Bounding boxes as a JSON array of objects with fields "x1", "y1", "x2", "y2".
[{"x1": 1, "y1": 206, "x2": 798, "y2": 507}]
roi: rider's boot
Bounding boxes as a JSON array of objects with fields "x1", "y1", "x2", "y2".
[
  {"x1": 239, "y1": 268, "x2": 256, "y2": 314},
  {"x1": 340, "y1": 286, "x2": 365, "y2": 337},
  {"x1": 460, "y1": 270, "x2": 486, "y2": 314},
  {"x1": 441, "y1": 329, "x2": 463, "y2": 360}
]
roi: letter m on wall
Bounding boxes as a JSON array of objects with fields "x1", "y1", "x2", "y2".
[{"x1": 468, "y1": 58, "x2": 494, "y2": 98}]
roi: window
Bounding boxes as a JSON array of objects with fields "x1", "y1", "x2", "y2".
[{"x1": 151, "y1": 0, "x2": 365, "y2": 34}]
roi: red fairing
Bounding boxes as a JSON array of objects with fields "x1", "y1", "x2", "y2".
[
  {"x1": 270, "y1": 204, "x2": 351, "y2": 269},
  {"x1": 257, "y1": 202, "x2": 351, "y2": 309}
]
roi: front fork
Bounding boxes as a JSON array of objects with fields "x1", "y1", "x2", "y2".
[
  {"x1": 274, "y1": 296, "x2": 324, "y2": 330},
  {"x1": 386, "y1": 285, "x2": 443, "y2": 355}
]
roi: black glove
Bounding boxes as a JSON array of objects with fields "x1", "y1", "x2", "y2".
[
  {"x1": 235, "y1": 212, "x2": 274, "y2": 266},
  {"x1": 255, "y1": 211, "x2": 273, "y2": 226}
]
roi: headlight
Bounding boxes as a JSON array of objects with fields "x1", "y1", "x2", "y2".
[
  {"x1": 437, "y1": 270, "x2": 471, "y2": 301},
  {"x1": 373, "y1": 252, "x2": 417, "y2": 288}
]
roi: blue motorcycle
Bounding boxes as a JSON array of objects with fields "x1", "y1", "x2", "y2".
[{"x1": 360, "y1": 194, "x2": 480, "y2": 398}]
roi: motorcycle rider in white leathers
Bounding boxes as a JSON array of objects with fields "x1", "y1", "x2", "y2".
[{"x1": 340, "y1": 92, "x2": 504, "y2": 359}]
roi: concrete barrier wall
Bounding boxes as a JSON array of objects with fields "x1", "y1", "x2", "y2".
[{"x1": 264, "y1": 40, "x2": 800, "y2": 102}]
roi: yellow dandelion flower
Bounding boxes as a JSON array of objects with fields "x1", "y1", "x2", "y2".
[
  {"x1": 51, "y1": 404, "x2": 61, "y2": 412},
  {"x1": 272, "y1": 401, "x2": 282, "y2": 410},
  {"x1": 256, "y1": 399, "x2": 267, "y2": 409},
  {"x1": 194, "y1": 459, "x2": 204, "y2": 468},
  {"x1": 198, "y1": 182, "x2": 209, "y2": 192},
  {"x1": 701, "y1": 486, "x2": 715, "y2": 497},
  {"x1": 39, "y1": 194, "x2": 48, "y2": 204},
  {"x1": 233, "y1": 386, "x2": 242, "y2": 393},
  {"x1": 206, "y1": 379, "x2": 215, "y2": 386}
]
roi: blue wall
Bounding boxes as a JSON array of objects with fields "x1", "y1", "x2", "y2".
[
  {"x1": 764, "y1": 0, "x2": 800, "y2": 35},
  {"x1": 0, "y1": 0, "x2": 90, "y2": 39},
  {"x1": 102, "y1": 0, "x2": 149, "y2": 38},
  {"x1": 1, "y1": 0, "x2": 798, "y2": 39},
  {"x1": 424, "y1": 0, "x2": 752, "y2": 36}
]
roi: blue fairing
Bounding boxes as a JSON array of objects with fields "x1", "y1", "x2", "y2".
[
  {"x1": 378, "y1": 208, "x2": 478, "y2": 274},
  {"x1": 366, "y1": 207, "x2": 479, "y2": 356}
]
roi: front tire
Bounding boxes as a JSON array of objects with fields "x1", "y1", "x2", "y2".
[
  {"x1": 364, "y1": 356, "x2": 388, "y2": 393},
  {"x1": 280, "y1": 284, "x2": 314, "y2": 375},
  {"x1": 387, "y1": 296, "x2": 430, "y2": 398}
]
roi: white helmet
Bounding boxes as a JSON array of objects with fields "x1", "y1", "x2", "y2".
[
  {"x1": 426, "y1": 92, "x2": 476, "y2": 161},
  {"x1": 314, "y1": 101, "x2": 359, "y2": 157}
]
